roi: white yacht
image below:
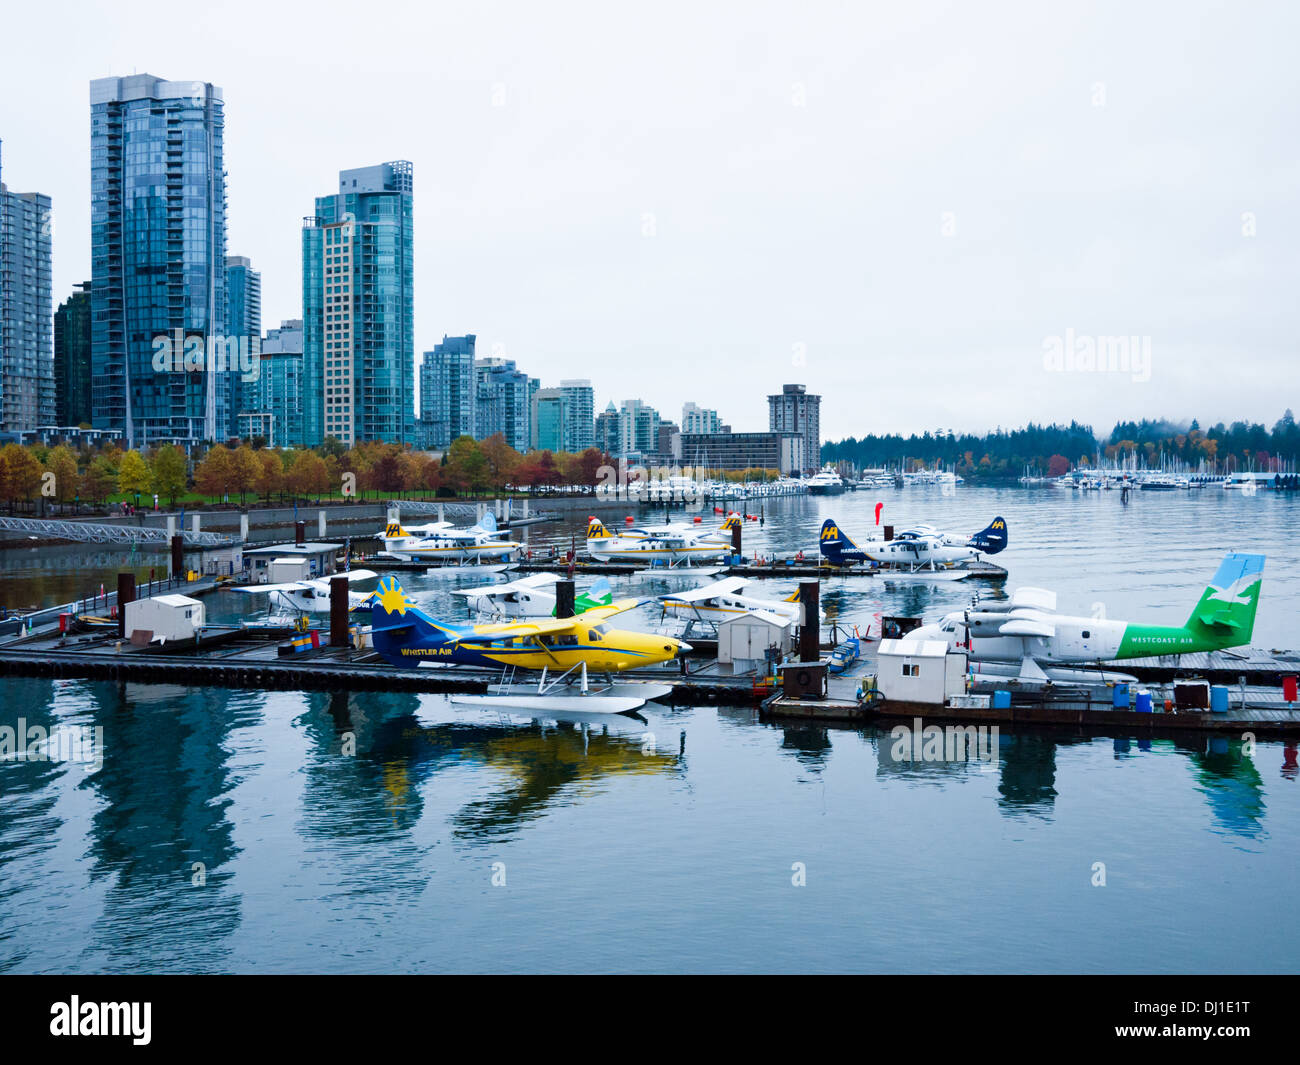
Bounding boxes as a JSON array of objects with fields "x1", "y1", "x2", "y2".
[{"x1": 805, "y1": 465, "x2": 846, "y2": 495}]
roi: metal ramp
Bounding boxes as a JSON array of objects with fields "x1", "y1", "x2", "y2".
[{"x1": 0, "y1": 515, "x2": 238, "y2": 548}]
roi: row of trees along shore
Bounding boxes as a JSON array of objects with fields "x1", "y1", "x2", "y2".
[
  {"x1": 0, "y1": 435, "x2": 618, "y2": 514},
  {"x1": 822, "y1": 411, "x2": 1300, "y2": 480}
]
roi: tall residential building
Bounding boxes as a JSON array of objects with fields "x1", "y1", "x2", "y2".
[
  {"x1": 475, "y1": 356, "x2": 536, "y2": 452},
  {"x1": 54, "y1": 282, "x2": 93, "y2": 427},
  {"x1": 225, "y1": 255, "x2": 261, "y2": 438},
  {"x1": 302, "y1": 161, "x2": 414, "y2": 447},
  {"x1": 532, "y1": 379, "x2": 595, "y2": 452},
  {"x1": 558, "y1": 379, "x2": 595, "y2": 452},
  {"x1": 0, "y1": 141, "x2": 54, "y2": 434},
  {"x1": 767, "y1": 383, "x2": 821, "y2": 473},
  {"x1": 90, "y1": 75, "x2": 228, "y2": 450},
  {"x1": 595, "y1": 399, "x2": 661, "y2": 460},
  {"x1": 418, "y1": 334, "x2": 476, "y2": 449},
  {"x1": 531, "y1": 388, "x2": 566, "y2": 452},
  {"x1": 682, "y1": 402, "x2": 726, "y2": 435},
  {"x1": 237, "y1": 319, "x2": 304, "y2": 448}
]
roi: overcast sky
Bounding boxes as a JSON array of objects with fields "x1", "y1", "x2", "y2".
[{"x1": 1, "y1": 0, "x2": 1296, "y2": 441}]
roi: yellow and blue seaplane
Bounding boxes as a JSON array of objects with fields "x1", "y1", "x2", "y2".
[{"x1": 370, "y1": 575, "x2": 689, "y2": 714}]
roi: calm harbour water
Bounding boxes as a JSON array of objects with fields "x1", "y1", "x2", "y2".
[{"x1": 1, "y1": 486, "x2": 1297, "y2": 973}]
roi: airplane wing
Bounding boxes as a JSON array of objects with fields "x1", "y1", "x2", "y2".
[
  {"x1": 452, "y1": 573, "x2": 560, "y2": 597},
  {"x1": 232, "y1": 582, "x2": 306, "y2": 595},
  {"x1": 999, "y1": 619, "x2": 1056, "y2": 638},
  {"x1": 1009, "y1": 587, "x2": 1057, "y2": 612},
  {"x1": 660, "y1": 576, "x2": 748, "y2": 603},
  {"x1": 567, "y1": 598, "x2": 645, "y2": 623}
]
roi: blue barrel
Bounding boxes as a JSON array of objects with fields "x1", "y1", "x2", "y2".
[
  {"x1": 1112, "y1": 683, "x2": 1129, "y2": 709},
  {"x1": 992, "y1": 690, "x2": 1011, "y2": 709},
  {"x1": 1135, "y1": 689, "x2": 1152, "y2": 713},
  {"x1": 1210, "y1": 685, "x2": 1230, "y2": 714}
]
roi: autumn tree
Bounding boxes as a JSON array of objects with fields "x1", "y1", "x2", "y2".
[
  {"x1": 151, "y1": 444, "x2": 189, "y2": 506},
  {"x1": 256, "y1": 450, "x2": 283, "y2": 501},
  {"x1": 117, "y1": 449, "x2": 153, "y2": 501},
  {"x1": 230, "y1": 445, "x2": 261, "y2": 505},
  {"x1": 194, "y1": 445, "x2": 236, "y2": 499},
  {"x1": 0, "y1": 444, "x2": 43, "y2": 510},
  {"x1": 80, "y1": 456, "x2": 117, "y2": 506},
  {"x1": 46, "y1": 446, "x2": 79, "y2": 505}
]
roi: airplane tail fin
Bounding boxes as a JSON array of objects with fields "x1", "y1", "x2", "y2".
[
  {"x1": 587, "y1": 517, "x2": 611, "y2": 539},
  {"x1": 383, "y1": 521, "x2": 408, "y2": 539},
  {"x1": 784, "y1": 587, "x2": 802, "y2": 602},
  {"x1": 819, "y1": 518, "x2": 857, "y2": 564},
  {"x1": 1184, "y1": 553, "x2": 1264, "y2": 646},
  {"x1": 370, "y1": 575, "x2": 456, "y2": 666},
  {"x1": 474, "y1": 511, "x2": 497, "y2": 534},
  {"x1": 574, "y1": 577, "x2": 614, "y2": 613},
  {"x1": 968, "y1": 516, "x2": 1008, "y2": 555},
  {"x1": 720, "y1": 513, "x2": 742, "y2": 532}
]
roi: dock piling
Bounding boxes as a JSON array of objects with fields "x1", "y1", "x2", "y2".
[
  {"x1": 798, "y1": 581, "x2": 820, "y2": 662},
  {"x1": 330, "y1": 576, "x2": 349, "y2": 647},
  {"x1": 556, "y1": 580, "x2": 576, "y2": 619},
  {"x1": 116, "y1": 572, "x2": 135, "y2": 639}
]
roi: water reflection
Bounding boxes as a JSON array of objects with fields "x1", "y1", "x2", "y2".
[{"x1": 298, "y1": 692, "x2": 683, "y2": 845}]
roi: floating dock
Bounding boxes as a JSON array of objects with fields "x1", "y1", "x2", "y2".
[{"x1": 360, "y1": 558, "x2": 1009, "y2": 581}]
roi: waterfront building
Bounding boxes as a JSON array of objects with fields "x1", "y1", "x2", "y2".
[
  {"x1": 0, "y1": 141, "x2": 54, "y2": 434},
  {"x1": 90, "y1": 75, "x2": 228, "y2": 450},
  {"x1": 474, "y1": 356, "x2": 536, "y2": 452},
  {"x1": 767, "y1": 383, "x2": 821, "y2": 473},
  {"x1": 237, "y1": 319, "x2": 303, "y2": 448},
  {"x1": 302, "y1": 161, "x2": 414, "y2": 447},
  {"x1": 418, "y1": 334, "x2": 476, "y2": 449},
  {"x1": 54, "y1": 282, "x2": 93, "y2": 428},
  {"x1": 681, "y1": 430, "x2": 805, "y2": 474}
]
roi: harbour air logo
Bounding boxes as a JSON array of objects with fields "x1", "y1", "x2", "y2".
[
  {"x1": 151, "y1": 330, "x2": 260, "y2": 382},
  {"x1": 820, "y1": 523, "x2": 839, "y2": 540},
  {"x1": 50, "y1": 996, "x2": 151, "y2": 1045}
]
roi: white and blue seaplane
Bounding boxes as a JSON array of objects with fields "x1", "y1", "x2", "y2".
[
  {"x1": 232, "y1": 568, "x2": 379, "y2": 615},
  {"x1": 378, "y1": 511, "x2": 521, "y2": 569}
]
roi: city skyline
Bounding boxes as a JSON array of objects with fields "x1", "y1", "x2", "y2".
[{"x1": 1, "y1": 1, "x2": 1297, "y2": 441}]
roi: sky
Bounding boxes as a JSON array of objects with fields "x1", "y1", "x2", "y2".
[{"x1": 0, "y1": 0, "x2": 1296, "y2": 442}]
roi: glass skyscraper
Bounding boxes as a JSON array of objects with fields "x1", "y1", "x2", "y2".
[
  {"x1": 90, "y1": 75, "x2": 228, "y2": 450},
  {"x1": 418, "y1": 334, "x2": 476, "y2": 449},
  {"x1": 55, "y1": 282, "x2": 93, "y2": 427},
  {"x1": 531, "y1": 379, "x2": 595, "y2": 453},
  {"x1": 302, "y1": 161, "x2": 414, "y2": 447},
  {"x1": 0, "y1": 140, "x2": 54, "y2": 435},
  {"x1": 475, "y1": 356, "x2": 537, "y2": 453},
  {"x1": 226, "y1": 255, "x2": 261, "y2": 438},
  {"x1": 237, "y1": 319, "x2": 303, "y2": 448}
]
